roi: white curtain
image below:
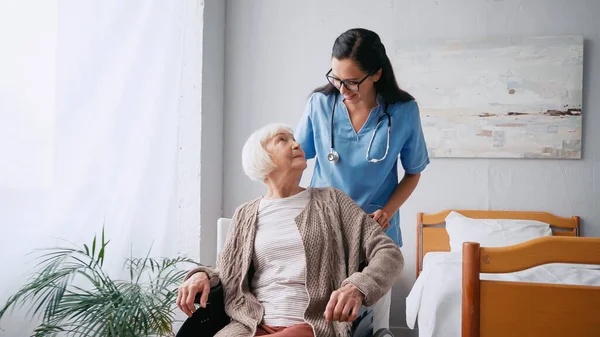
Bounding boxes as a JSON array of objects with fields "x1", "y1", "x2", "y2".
[{"x1": 0, "y1": 1, "x2": 194, "y2": 335}]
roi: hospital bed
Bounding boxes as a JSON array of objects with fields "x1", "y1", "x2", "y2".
[
  {"x1": 406, "y1": 210, "x2": 600, "y2": 337},
  {"x1": 177, "y1": 218, "x2": 394, "y2": 337}
]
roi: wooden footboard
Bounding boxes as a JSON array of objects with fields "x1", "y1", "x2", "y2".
[
  {"x1": 462, "y1": 236, "x2": 600, "y2": 337},
  {"x1": 462, "y1": 237, "x2": 600, "y2": 337}
]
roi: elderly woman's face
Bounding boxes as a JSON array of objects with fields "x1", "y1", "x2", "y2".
[{"x1": 264, "y1": 131, "x2": 307, "y2": 174}]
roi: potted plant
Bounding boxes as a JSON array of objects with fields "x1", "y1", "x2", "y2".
[{"x1": 0, "y1": 228, "x2": 198, "y2": 337}]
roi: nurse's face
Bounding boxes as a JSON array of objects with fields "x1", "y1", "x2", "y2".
[
  {"x1": 330, "y1": 58, "x2": 381, "y2": 106},
  {"x1": 264, "y1": 131, "x2": 307, "y2": 174}
]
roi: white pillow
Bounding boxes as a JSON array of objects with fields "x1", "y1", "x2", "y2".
[{"x1": 445, "y1": 211, "x2": 553, "y2": 252}]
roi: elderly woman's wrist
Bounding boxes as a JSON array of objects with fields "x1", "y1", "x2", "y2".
[
  {"x1": 184, "y1": 267, "x2": 211, "y2": 281},
  {"x1": 193, "y1": 271, "x2": 209, "y2": 279},
  {"x1": 347, "y1": 284, "x2": 365, "y2": 300}
]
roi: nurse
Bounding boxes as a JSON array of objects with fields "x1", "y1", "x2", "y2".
[{"x1": 294, "y1": 28, "x2": 430, "y2": 330}]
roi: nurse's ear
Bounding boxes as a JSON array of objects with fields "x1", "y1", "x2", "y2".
[{"x1": 371, "y1": 68, "x2": 383, "y2": 83}]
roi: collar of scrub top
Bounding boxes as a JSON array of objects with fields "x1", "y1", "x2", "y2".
[
  {"x1": 330, "y1": 92, "x2": 391, "y2": 163},
  {"x1": 332, "y1": 92, "x2": 390, "y2": 135}
]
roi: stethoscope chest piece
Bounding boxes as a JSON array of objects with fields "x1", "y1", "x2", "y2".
[{"x1": 327, "y1": 148, "x2": 339, "y2": 163}]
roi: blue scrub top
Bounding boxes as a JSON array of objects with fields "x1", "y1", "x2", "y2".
[{"x1": 294, "y1": 92, "x2": 430, "y2": 247}]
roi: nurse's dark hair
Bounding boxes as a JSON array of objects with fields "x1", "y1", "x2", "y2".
[{"x1": 312, "y1": 28, "x2": 414, "y2": 104}]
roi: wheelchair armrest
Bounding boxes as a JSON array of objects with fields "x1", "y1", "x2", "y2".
[
  {"x1": 193, "y1": 282, "x2": 224, "y2": 305},
  {"x1": 177, "y1": 283, "x2": 229, "y2": 337},
  {"x1": 352, "y1": 306, "x2": 373, "y2": 337}
]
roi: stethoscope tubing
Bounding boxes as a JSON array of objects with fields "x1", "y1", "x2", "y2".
[{"x1": 328, "y1": 93, "x2": 391, "y2": 163}]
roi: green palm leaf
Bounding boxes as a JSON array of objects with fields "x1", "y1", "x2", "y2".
[{"x1": 0, "y1": 227, "x2": 198, "y2": 337}]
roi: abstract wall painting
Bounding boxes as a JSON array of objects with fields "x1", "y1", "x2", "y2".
[{"x1": 394, "y1": 35, "x2": 583, "y2": 159}]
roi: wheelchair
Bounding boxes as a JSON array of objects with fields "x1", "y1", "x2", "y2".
[{"x1": 175, "y1": 283, "x2": 394, "y2": 337}]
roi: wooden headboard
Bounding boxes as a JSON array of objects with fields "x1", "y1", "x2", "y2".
[{"x1": 416, "y1": 210, "x2": 580, "y2": 278}]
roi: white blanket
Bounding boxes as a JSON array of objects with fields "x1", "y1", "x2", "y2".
[{"x1": 406, "y1": 252, "x2": 600, "y2": 337}]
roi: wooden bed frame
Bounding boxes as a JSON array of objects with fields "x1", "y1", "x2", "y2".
[
  {"x1": 462, "y1": 237, "x2": 600, "y2": 337},
  {"x1": 416, "y1": 210, "x2": 580, "y2": 278}
]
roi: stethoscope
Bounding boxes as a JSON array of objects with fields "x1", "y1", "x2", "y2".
[{"x1": 327, "y1": 93, "x2": 391, "y2": 164}]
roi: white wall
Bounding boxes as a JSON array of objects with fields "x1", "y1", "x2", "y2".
[
  {"x1": 221, "y1": 0, "x2": 600, "y2": 334},
  {"x1": 177, "y1": 0, "x2": 205, "y2": 268}
]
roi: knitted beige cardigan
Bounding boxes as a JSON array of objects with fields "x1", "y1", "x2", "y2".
[{"x1": 185, "y1": 187, "x2": 404, "y2": 337}]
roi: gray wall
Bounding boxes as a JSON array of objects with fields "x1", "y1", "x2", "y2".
[
  {"x1": 221, "y1": 0, "x2": 600, "y2": 333},
  {"x1": 199, "y1": 0, "x2": 226, "y2": 266}
]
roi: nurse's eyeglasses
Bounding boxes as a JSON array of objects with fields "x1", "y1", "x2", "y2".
[{"x1": 326, "y1": 69, "x2": 372, "y2": 92}]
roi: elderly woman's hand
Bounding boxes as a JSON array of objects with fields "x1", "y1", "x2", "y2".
[
  {"x1": 368, "y1": 209, "x2": 391, "y2": 230},
  {"x1": 177, "y1": 272, "x2": 211, "y2": 317},
  {"x1": 324, "y1": 284, "x2": 365, "y2": 323}
]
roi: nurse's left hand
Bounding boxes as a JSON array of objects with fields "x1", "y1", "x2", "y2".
[{"x1": 368, "y1": 209, "x2": 390, "y2": 230}]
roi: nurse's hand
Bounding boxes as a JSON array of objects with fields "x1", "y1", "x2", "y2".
[{"x1": 368, "y1": 209, "x2": 390, "y2": 230}]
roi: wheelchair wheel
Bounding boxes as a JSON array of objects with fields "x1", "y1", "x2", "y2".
[{"x1": 372, "y1": 328, "x2": 394, "y2": 337}]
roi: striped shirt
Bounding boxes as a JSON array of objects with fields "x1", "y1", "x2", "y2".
[{"x1": 251, "y1": 189, "x2": 310, "y2": 327}]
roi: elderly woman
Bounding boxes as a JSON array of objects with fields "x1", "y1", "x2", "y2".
[{"x1": 176, "y1": 123, "x2": 404, "y2": 337}]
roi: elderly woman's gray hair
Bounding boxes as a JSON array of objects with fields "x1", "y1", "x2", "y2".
[{"x1": 241, "y1": 123, "x2": 295, "y2": 182}]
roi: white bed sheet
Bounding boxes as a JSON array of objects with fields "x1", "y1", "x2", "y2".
[{"x1": 406, "y1": 252, "x2": 600, "y2": 337}]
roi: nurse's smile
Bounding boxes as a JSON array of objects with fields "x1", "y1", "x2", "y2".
[{"x1": 344, "y1": 93, "x2": 357, "y2": 101}]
